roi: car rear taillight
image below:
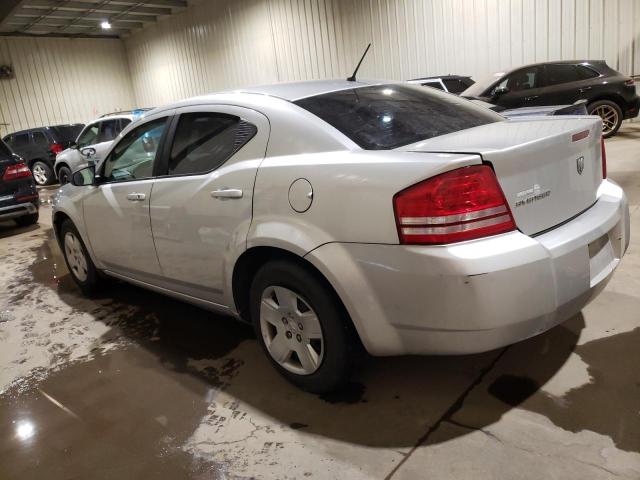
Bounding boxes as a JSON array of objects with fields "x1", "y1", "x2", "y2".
[
  {"x1": 393, "y1": 165, "x2": 516, "y2": 245},
  {"x1": 50, "y1": 143, "x2": 63, "y2": 155},
  {"x1": 624, "y1": 79, "x2": 635, "y2": 86},
  {"x1": 601, "y1": 138, "x2": 607, "y2": 179},
  {"x1": 2, "y1": 162, "x2": 32, "y2": 181}
]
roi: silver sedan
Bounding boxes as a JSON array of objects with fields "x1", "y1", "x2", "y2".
[{"x1": 52, "y1": 80, "x2": 629, "y2": 392}]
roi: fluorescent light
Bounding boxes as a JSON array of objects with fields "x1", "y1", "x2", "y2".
[{"x1": 101, "y1": 21, "x2": 111, "y2": 30}]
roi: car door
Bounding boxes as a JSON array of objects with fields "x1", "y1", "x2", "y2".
[
  {"x1": 539, "y1": 64, "x2": 582, "y2": 105},
  {"x1": 82, "y1": 113, "x2": 172, "y2": 282},
  {"x1": 31, "y1": 131, "x2": 50, "y2": 161},
  {"x1": 491, "y1": 66, "x2": 545, "y2": 108},
  {"x1": 149, "y1": 105, "x2": 269, "y2": 305}
]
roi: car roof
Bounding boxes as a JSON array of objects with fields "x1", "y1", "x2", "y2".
[
  {"x1": 501, "y1": 59, "x2": 605, "y2": 73},
  {"x1": 233, "y1": 79, "x2": 392, "y2": 101},
  {"x1": 4, "y1": 124, "x2": 83, "y2": 136}
]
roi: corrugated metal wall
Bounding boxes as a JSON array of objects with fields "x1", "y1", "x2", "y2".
[
  {"x1": 126, "y1": 0, "x2": 640, "y2": 106},
  {"x1": 0, "y1": 36, "x2": 134, "y2": 137}
]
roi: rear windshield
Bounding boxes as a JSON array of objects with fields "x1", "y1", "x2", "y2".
[
  {"x1": 294, "y1": 84, "x2": 502, "y2": 150},
  {"x1": 0, "y1": 140, "x2": 12, "y2": 159},
  {"x1": 50, "y1": 124, "x2": 84, "y2": 143}
]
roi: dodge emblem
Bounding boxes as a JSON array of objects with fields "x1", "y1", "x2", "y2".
[{"x1": 576, "y1": 156, "x2": 584, "y2": 175}]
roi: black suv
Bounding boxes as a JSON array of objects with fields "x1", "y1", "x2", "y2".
[
  {"x1": 462, "y1": 60, "x2": 640, "y2": 137},
  {"x1": 408, "y1": 75, "x2": 475, "y2": 94},
  {"x1": 0, "y1": 139, "x2": 39, "y2": 226},
  {"x1": 3, "y1": 124, "x2": 84, "y2": 185}
]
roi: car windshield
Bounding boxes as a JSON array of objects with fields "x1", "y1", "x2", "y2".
[
  {"x1": 461, "y1": 72, "x2": 507, "y2": 97},
  {"x1": 294, "y1": 84, "x2": 503, "y2": 150}
]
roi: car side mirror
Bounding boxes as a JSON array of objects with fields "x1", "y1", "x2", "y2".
[
  {"x1": 80, "y1": 147, "x2": 97, "y2": 159},
  {"x1": 492, "y1": 86, "x2": 509, "y2": 97},
  {"x1": 71, "y1": 165, "x2": 96, "y2": 187}
]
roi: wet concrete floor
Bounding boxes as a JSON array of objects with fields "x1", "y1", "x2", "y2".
[{"x1": 1, "y1": 127, "x2": 640, "y2": 479}]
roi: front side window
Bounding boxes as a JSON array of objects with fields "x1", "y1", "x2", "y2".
[
  {"x1": 545, "y1": 64, "x2": 578, "y2": 86},
  {"x1": 102, "y1": 117, "x2": 167, "y2": 182},
  {"x1": 167, "y1": 112, "x2": 256, "y2": 175},
  {"x1": 77, "y1": 124, "x2": 99, "y2": 148},
  {"x1": 496, "y1": 67, "x2": 541, "y2": 92},
  {"x1": 295, "y1": 84, "x2": 502, "y2": 150}
]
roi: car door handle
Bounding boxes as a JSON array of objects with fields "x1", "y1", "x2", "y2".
[
  {"x1": 211, "y1": 188, "x2": 243, "y2": 199},
  {"x1": 126, "y1": 192, "x2": 146, "y2": 201},
  {"x1": 579, "y1": 86, "x2": 592, "y2": 93},
  {"x1": 525, "y1": 95, "x2": 539, "y2": 101}
]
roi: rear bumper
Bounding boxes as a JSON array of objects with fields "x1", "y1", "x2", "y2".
[
  {"x1": 0, "y1": 201, "x2": 38, "y2": 221},
  {"x1": 306, "y1": 179, "x2": 629, "y2": 356},
  {"x1": 623, "y1": 95, "x2": 640, "y2": 119}
]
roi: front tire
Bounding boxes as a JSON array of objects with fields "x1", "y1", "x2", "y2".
[
  {"x1": 59, "y1": 219, "x2": 101, "y2": 294},
  {"x1": 588, "y1": 100, "x2": 623, "y2": 138},
  {"x1": 57, "y1": 166, "x2": 72, "y2": 185},
  {"x1": 32, "y1": 161, "x2": 54, "y2": 186},
  {"x1": 250, "y1": 260, "x2": 356, "y2": 393}
]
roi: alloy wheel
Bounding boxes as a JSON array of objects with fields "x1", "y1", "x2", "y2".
[
  {"x1": 64, "y1": 232, "x2": 88, "y2": 282},
  {"x1": 260, "y1": 286, "x2": 324, "y2": 375},
  {"x1": 593, "y1": 104, "x2": 619, "y2": 136},
  {"x1": 32, "y1": 164, "x2": 48, "y2": 185}
]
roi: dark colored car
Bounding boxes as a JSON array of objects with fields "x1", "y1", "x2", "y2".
[
  {"x1": 3, "y1": 124, "x2": 84, "y2": 185},
  {"x1": 407, "y1": 75, "x2": 475, "y2": 94},
  {"x1": 462, "y1": 60, "x2": 640, "y2": 137},
  {"x1": 0, "y1": 139, "x2": 39, "y2": 226}
]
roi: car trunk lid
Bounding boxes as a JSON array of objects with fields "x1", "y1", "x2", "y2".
[{"x1": 397, "y1": 117, "x2": 603, "y2": 235}]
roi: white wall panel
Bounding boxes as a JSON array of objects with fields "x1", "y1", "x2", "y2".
[
  {"x1": 125, "y1": 0, "x2": 640, "y2": 106},
  {"x1": 0, "y1": 36, "x2": 134, "y2": 137}
]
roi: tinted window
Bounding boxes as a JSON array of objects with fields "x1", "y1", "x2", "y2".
[
  {"x1": 496, "y1": 66, "x2": 542, "y2": 92},
  {"x1": 32, "y1": 131, "x2": 48, "y2": 146},
  {"x1": 77, "y1": 124, "x2": 99, "y2": 148},
  {"x1": 575, "y1": 65, "x2": 599, "y2": 80},
  {"x1": 443, "y1": 79, "x2": 467, "y2": 94},
  {"x1": 103, "y1": 117, "x2": 167, "y2": 182},
  {"x1": 118, "y1": 118, "x2": 131, "y2": 133},
  {"x1": 168, "y1": 112, "x2": 256, "y2": 175},
  {"x1": 0, "y1": 140, "x2": 12, "y2": 159},
  {"x1": 545, "y1": 64, "x2": 578, "y2": 86},
  {"x1": 422, "y1": 81, "x2": 444, "y2": 90},
  {"x1": 294, "y1": 84, "x2": 502, "y2": 150},
  {"x1": 50, "y1": 125, "x2": 83, "y2": 144},
  {"x1": 13, "y1": 134, "x2": 29, "y2": 149},
  {"x1": 98, "y1": 119, "x2": 118, "y2": 143}
]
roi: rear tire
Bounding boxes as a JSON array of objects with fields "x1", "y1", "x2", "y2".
[
  {"x1": 57, "y1": 166, "x2": 72, "y2": 185},
  {"x1": 15, "y1": 212, "x2": 39, "y2": 226},
  {"x1": 588, "y1": 100, "x2": 623, "y2": 138},
  {"x1": 32, "y1": 160, "x2": 54, "y2": 186},
  {"x1": 59, "y1": 219, "x2": 101, "y2": 294},
  {"x1": 250, "y1": 260, "x2": 356, "y2": 393}
]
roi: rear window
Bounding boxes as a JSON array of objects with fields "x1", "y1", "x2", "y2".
[
  {"x1": 50, "y1": 124, "x2": 84, "y2": 143},
  {"x1": 294, "y1": 84, "x2": 502, "y2": 150},
  {"x1": 0, "y1": 140, "x2": 12, "y2": 159}
]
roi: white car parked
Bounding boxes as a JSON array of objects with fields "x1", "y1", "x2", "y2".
[
  {"x1": 54, "y1": 110, "x2": 149, "y2": 184},
  {"x1": 52, "y1": 80, "x2": 629, "y2": 392}
]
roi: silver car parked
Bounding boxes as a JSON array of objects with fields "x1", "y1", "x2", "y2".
[{"x1": 52, "y1": 80, "x2": 629, "y2": 392}]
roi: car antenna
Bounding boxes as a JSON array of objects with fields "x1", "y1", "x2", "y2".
[{"x1": 347, "y1": 43, "x2": 371, "y2": 82}]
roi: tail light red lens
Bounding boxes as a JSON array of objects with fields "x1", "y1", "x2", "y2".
[
  {"x1": 2, "y1": 162, "x2": 32, "y2": 181},
  {"x1": 601, "y1": 138, "x2": 607, "y2": 179},
  {"x1": 393, "y1": 165, "x2": 516, "y2": 245},
  {"x1": 624, "y1": 79, "x2": 635, "y2": 86},
  {"x1": 50, "y1": 143, "x2": 63, "y2": 155}
]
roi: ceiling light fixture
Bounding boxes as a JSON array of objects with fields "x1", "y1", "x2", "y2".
[{"x1": 101, "y1": 20, "x2": 111, "y2": 30}]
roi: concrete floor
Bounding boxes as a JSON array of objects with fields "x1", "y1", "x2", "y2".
[{"x1": 1, "y1": 125, "x2": 640, "y2": 480}]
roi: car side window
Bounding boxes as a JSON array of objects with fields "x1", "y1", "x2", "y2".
[
  {"x1": 422, "y1": 81, "x2": 444, "y2": 90},
  {"x1": 77, "y1": 123, "x2": 100, "y2": 148},
  {"x1": 102, "y1": 117, "x2": 167, "y2": 183},
  {"x1": 443, "y1": 79, "x2": 464, "y2": 93},
  {"x1": 32, "y1": 131, "x2": 48, "y2": 146},
  {"x1": 497, "y1": 67, "x2": 541, "y2": 92},
  {"x1": 13, "y1": 133, "x2": 29, "y2": 149},
  {"x1": 97, "y1": 119, "x2": 118, "y2": 143},
  {"x1": 575, "y1": 65, "x2": 599, "y2": 80},
  {"x1": 167, "y1": 112, "x2": 257, "y2": 176},
  {"x1": 545, "y1": 64, "x2": 579, "y2": 86},
  {"x1": 117, "y1": 118, "x2": 131, "y2": 133}
]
